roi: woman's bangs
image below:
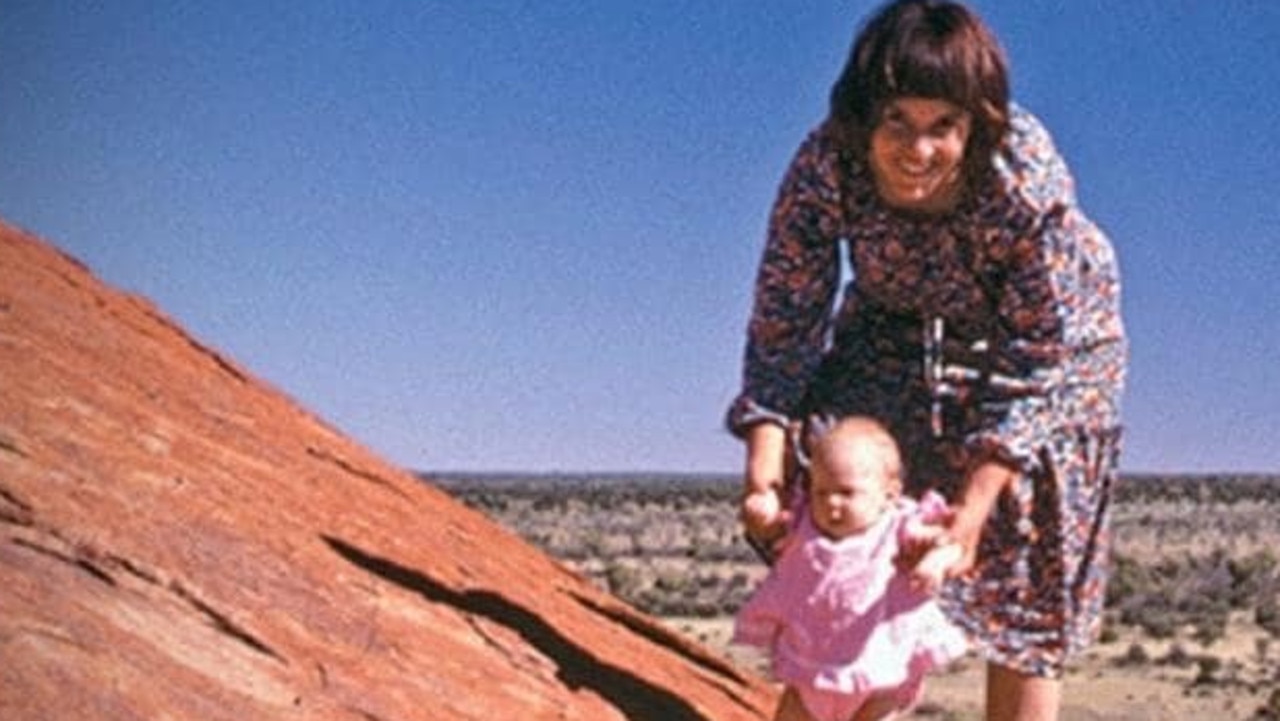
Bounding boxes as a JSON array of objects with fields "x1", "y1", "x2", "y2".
[{"x1": 882, "y1": 40, "x2": 978, "y2": 109}]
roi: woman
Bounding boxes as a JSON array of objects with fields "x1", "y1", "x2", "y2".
[{"x1": 726, "y1": 1, "x2": 1127, "y2": 719}]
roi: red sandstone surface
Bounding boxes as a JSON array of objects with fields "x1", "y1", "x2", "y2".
[{"x1": 0, "y1": 222, "x2": 774, "y2": 720}]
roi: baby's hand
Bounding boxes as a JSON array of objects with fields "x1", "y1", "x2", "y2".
[
  {"x1": 909, "y1": 539, "x2": 964, "y2": 594},
  {"x1": 896, "y1": 493, "x2": 966, "y2": 593},
  {"x1": 895, "y1": 500, "x2": 953, "y2": 573}
]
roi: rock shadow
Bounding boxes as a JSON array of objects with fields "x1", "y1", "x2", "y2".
[{"x1": 322, "y1": 535, "x2": 711, "y2": 721}]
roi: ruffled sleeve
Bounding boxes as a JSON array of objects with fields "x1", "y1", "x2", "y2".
[
  {"x1": 897, "y1": 490, "x2": 952, "y2": 545},
  {"x1": 963, "y1": 107, "x2": 1127, "y2": 471},
  {"x1": 725, "y1": 129, "x2": 846, "y2": 436}
]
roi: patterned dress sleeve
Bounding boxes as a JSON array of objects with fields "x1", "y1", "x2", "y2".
[
  {"x1": 726, "y1": 130, "x2": 846, "y2": 436},
  {"x1": 965, "y1": 108, "x2": 1127, "y2": 470}
]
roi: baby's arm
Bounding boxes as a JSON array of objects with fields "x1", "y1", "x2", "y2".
[{"x1": 897, "y1": 491, "x2": 962, "y2": 593}]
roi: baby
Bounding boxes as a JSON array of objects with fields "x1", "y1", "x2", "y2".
[{"x1": 734, "y1": 416, "x2": 967, "y2": 721}]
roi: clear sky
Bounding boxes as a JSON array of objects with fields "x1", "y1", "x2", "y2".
[{"x1": 3, "y1": 2, "x2": 1278, "y2": 475}]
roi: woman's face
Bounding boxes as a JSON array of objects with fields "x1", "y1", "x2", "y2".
[{"x1": 868, "y1": 96, "x2": 972, "y2": 214}]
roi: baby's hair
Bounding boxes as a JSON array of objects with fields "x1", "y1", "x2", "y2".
[{"x1": 808, "y1": 416, "x2": 903, "y2": 493}]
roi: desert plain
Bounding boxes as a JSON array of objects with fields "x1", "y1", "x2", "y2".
[{"x1": 437, "y1": 473, "x2": 1280, "y2": 721}]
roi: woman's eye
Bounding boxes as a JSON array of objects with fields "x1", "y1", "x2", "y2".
[
  {"x1": 886, "y1": 119, "x2": 912, "y2": 137},
  {"x1": 878, "y1": 111, "x2": 907, "y2": 130},
  {"x1": 931, "y1": 115, "x2": 968, "y2": 138}
]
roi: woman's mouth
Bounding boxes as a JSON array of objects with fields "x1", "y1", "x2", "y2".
[{"x1": 894, "y1": 161, "x2": 938, "y2": 181}]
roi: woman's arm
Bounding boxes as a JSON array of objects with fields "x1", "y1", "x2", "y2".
[
  {"x1": 946, "y1": 459, "x2": 1016, "y2": 577},
  {"x1": 739, "y1": 422, "x2": 792, "y2": 551},
  {"x1": 728, "y1": 130, "x2": 848, "y2": 556},
  {"x1": 948, "y1": 110, "x2": 1125, "y2": 574},
  {"x1": 899, "y1": 467, "x2": 1014, "y2": 586},
  {"x1": 725, "y1": 129, "x2": 846, "y2": 437},
  {"x1": 964, "y1": 108, "x2": 1125, "y2": 472},
  {"x1": 744, "y1": 421, "x2": 788, "y2": 495}
]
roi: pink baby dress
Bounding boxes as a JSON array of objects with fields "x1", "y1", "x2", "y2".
[{"x1": 734, "y1": 492, "x2": 968, "y2": 720}]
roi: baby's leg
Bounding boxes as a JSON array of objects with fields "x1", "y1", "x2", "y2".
[
  {"x1": 775, "y1": 685, "x2": 884, "y2": 721},
  {"x1": 772, "y1": 687, "x2": 816, "y2": 721},
  {"x1": 849, "y1": 691, "x2": 902, "y2": 721}
]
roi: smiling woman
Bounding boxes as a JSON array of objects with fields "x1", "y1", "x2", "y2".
[
  {"x1": 725, "y1": 1, "x2": 1127, "y2": 720},
  {"x1": 867, "y1": 98, "x2": 972, "y2": 214}
]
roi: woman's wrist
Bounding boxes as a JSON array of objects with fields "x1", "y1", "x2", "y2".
[
  {"x1": 941, "y1": 459, "x2": 1017, "y2": 577},
  {"x1": 740, "y1": 481, "x2": 782, "y2": 501},
  {"x1": 743, "y1": 421, "x2": 788, "y2": 494},
  {"x1": 958, "y1": 460, "x2": 1016, "y2": 515}
]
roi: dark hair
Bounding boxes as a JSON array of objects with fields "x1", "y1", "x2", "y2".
[{"x1": 828, "y1": 0, "x2": 1009, "y2": 183}]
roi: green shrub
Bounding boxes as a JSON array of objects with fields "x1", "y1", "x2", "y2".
[
  {"x1": 1115, "y1": 643, "x2": 1149, "y2": 667},
  {"x1": 1257, "y1": 688, "x2": 1280, "y2": 720},
  {"x1": 1106, "y1": 554, "x2": 1151, "y2": 606},
  {"x1": 1192, "y1": 615, "x2": 1227, "y2": 647},
  {"x1": 1132, "y1": 604, "x2": 1179, "y2": 639},
  {"x1": 1256, "y1": 596, "x2": 1280, "y2": 638},
  {"x1": 603, "y1": 562, "x2": 644, "y2": 601},
  {"x1": 1192, "y1": 654, "x2": 1222, "y2": 685},
  {"x1": 1160, "y1": 643, "x2": 1192, "y2": 668}
]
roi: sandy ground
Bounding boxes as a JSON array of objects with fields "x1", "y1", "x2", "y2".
[{"x1": 668, "y1": 614, "x2": 1278, "y2": 720}]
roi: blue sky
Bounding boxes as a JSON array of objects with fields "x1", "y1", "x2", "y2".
[{"x1": 2, "y1": 2, "x2": 1278, "y2": 474}]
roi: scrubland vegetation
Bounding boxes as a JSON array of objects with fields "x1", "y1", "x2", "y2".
[{"x1": 433, "y1": 472, "x2": 1280, "y2": 716}]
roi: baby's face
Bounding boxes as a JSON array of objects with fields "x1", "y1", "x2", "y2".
[{"x1": 809, "y1": 439, "x2": 896, "y2": 539}]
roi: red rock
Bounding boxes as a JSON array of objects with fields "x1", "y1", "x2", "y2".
[{"x1": 0, "y1": 221, "x2": 774, "y2": 720}]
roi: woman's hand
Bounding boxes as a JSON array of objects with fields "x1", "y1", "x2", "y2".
[
  {"x1": 897, "y1": 460, "x2": 1015, "y2": 588},
  {"x1": 944, "y1": 460, "x2": 1017, "y2": 578},
  {"x1": 740, "y1": 486, "x2": 791, "y2": 546},
  {"x1": 897, "y1": 505, "x2": 959, "y2": 593},
  {"x1": 741, "y1": 422, "x2": 791, "y2": 558}
]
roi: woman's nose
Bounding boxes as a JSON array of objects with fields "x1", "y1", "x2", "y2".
[{"x1": 908, "y1": 134, "x2": 934, "y2": 161}]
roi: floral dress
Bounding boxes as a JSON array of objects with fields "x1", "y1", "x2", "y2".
[{"x1": 726, "y1": 105, "x2": 1127, "y2": 677}]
